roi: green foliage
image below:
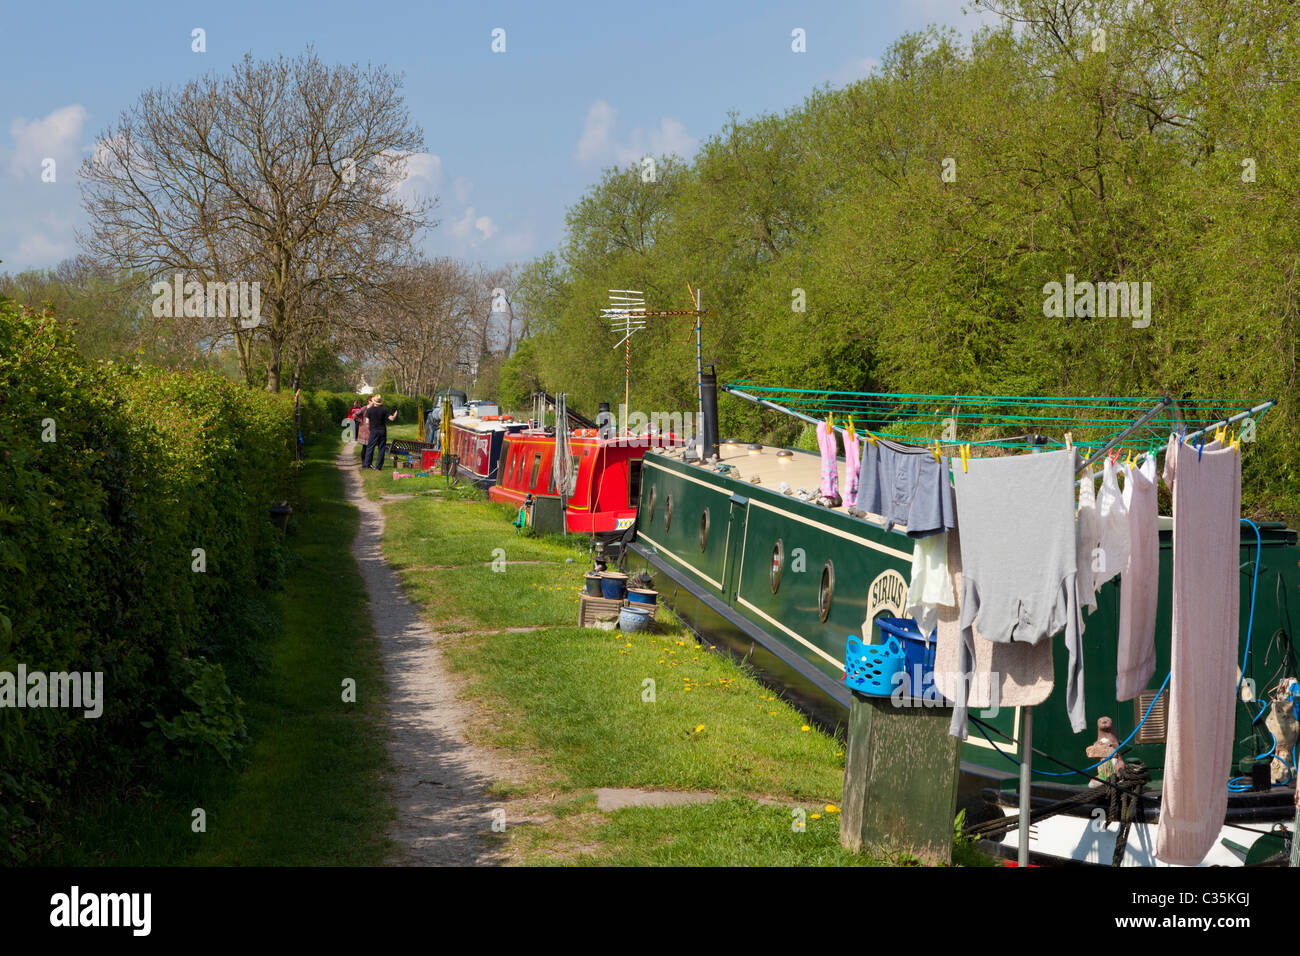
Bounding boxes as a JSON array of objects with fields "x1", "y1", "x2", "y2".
[
  {"x1": 148, "y1": 657, "x2": 249, "y2": 765},
  {"x1": 516, "y1": 4, "x2": 1300, "y2": 519},
  {"x1": 0, "y1": 295, "x2": 293, "y2": 862}
]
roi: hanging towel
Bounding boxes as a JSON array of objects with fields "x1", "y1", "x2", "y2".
[
  {"x1": 934, "y1": 525, "x2": 1054, "y2": 710},
  {"x1": 816, "y1": 421, "x2": 839, "y2": 501},
  {"x1": 844, "y1": 429, "x2": 862, "y2": 504},
  {"x1": 1076, "y1": 468, "x2": 1100, "y2": 615},
  {"x1": 1094, "y1": 459, "x2": 1130, "y2": 589},
  {"x1": 1156, "y1": 436, "x2": 1240, "y2": 866},
  {"x1": 854, "y1": 440, "x2": 956, "y2": 538},
  {"x1": 1116, "y1": 454, "x2": 1159, "y2": 701},
  {"x1": 948, "y1": 448, "x2": 1085, "y2": 738},
  {"x1": 906, "y1": 532, "x2": 954, "y2": 637}
]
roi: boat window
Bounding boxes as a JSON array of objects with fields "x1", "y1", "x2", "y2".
[
  {"x1": 699, "y1": 508, "x2": 710, "y2": 552},
  {"x1": 818, "y1": 561, "x2": 834, "y2": 622},
  {"x1": 546, "y1": 456, "x2": 556, "y2": 493},
  {"x1": 665, "y1": 494, "x2": 673, "y2": 531},
  {"x1": 629, "y1": 459, "x2": 643, "y2": 507},
  {"x1": 770, "y1": 540, "x2": 783, "y2": 593},
  {"x1": 647, "y1": 485, "x2": 656, "y2": 523},
  {"x1": 569, "y1": 455, "x2": 580, "y2": 495},
  {"x1": 530, "y1": 453, "x2": 542, "y2": 488}
]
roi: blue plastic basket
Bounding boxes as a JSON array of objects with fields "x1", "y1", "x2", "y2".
[
  {"x1": 844, "y1": 635, "x2": 906, "y2": 696},
  {"x1": 875, "y1": 617, "x2": 938, "y2": 701}
]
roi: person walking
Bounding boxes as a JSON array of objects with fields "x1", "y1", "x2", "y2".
[{"x1": 361, "y1": 394, "x2": 398, "y2": 469}]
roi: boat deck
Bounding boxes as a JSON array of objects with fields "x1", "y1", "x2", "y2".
[{"x1": 659, "y1": 440, "x2": 1175, "y2": 533}]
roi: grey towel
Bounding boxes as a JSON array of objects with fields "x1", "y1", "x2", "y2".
[
  {"x1": 949, "y1": 448, "x2": 1086, "y2": 738},
  {"x1": 855, "y1": 441, "x2": 956, "y2": 538}
]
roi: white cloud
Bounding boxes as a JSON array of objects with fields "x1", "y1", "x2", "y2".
[
  {"x1": 16, "y1": 232, "x2": 72, "y2": 262},
  {"x1": 398, "y1": 151, "x2": 443, "y2": 189},
  {"x1": 573, "y1": 99, "x2": 697, "y2": 167},
  {"x1": 7, "y1": 104, "x2": 89, "y2": 180},
  {"x1": 451, "y1": 176, "x2": 473, "y2": 205},
  {"x1": 450, "y1": 206, "x2": 497, "y2": 243},
  {"x1": 832, "y1": 56, "x2": 881, "y2": 85},
  {"x1": 574, "y1": 99, "x2": 620, "y2": 164}
]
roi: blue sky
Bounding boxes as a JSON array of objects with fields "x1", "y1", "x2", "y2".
[{"x1": 0, "y1": 0, "x2": 998, "y2": 273}]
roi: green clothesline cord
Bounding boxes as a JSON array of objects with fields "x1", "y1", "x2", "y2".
[{"x1": 725, "y1": 380, "x2": 1269, "y2": 458}]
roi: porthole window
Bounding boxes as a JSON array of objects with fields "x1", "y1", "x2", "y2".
[
  {"x1": 770, "y1": 540, "x2": 784, "y2": 593},
  {"x1": 665, "y1": 494, "x2": 673, "y2": 531},
  {"x1": 818, "y1": 561, "x2": 834, "y2": 622},
  {"x1": 699, "y1": 508, "x2": 710, "y2": 552},
  {"x1": 647, "y1": 485, "x2": 657, "y2": 523}
]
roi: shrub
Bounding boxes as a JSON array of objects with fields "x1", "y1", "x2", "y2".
[{"x1": 0, "y1": 295, "x2": 293, "y2": 861}]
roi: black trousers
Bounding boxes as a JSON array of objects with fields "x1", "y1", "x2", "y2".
[{"x1": 362, "y1": 430, "x2": 387, "y2": 469}]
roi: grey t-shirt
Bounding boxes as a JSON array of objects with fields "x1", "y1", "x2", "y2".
[{"x1": 948, "y1": 448, "x2": 1086, "y2": 738}]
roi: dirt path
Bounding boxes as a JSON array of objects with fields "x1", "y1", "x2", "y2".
[{"x1": 339, "y1": 444, "x2": 512, "y2": 866}]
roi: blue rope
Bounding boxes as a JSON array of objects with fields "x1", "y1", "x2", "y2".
[{"x1": 972, "y1": 518, "x2": 1270, "y2": 787}]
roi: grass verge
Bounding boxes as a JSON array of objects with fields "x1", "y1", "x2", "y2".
[{"x1": 42, "y1": 436, "x2": 391, "y2": 865}]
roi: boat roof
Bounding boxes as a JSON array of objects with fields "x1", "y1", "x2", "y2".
[
  {"x1": 451, "y1": 414, "x2": 523, "y2": 432},
  {"x1": 655, "y1": 440, "x2": 1176, "y2": 533},
  {"x1": 507, "y1": 428, "x2": 683, "y2": 449}
]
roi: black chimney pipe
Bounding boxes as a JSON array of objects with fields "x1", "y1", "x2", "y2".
[
  {"x1": 700, "y1": 366, "x2": 720, "y2": 460},
  {"x1": 597, "y1": 401, "x2": 613, "y2": 438}
]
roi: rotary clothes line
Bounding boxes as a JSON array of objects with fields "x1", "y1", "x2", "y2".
[{"x1": 726, "y1": 384, "x2": 1280, "y2": 866}]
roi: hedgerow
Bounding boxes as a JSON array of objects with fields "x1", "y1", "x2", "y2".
[{"x1": 0, "y1": 296, "x2": 294, "y2": 862}]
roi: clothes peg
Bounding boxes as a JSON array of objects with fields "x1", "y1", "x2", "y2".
[
  {"x1": 932, "y1": 439, "x2": 942, "y2": 462},
  {"x1": 862, "y1": 428, "x2": 879, "y2": 446},
  {"x1": 827, "y1": 411, "x2": 835, "y2": 433},
  {"x1": 847, "y1": 415, "x2": 856, "y2": 437},
  {"x1": 1064, "y1": 432, "x2": 1073, "y2": 451},
  {"x1": 959, "y1": 444, "x2": 970, "y2": 473},
  {"x1": 1197, "y1": 432, "x2": 1205, "y2": 461}
]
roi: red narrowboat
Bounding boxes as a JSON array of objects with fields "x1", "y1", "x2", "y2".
[
  {"x1": 447, "y1": 414, "x2": 529, "y2": 486},
  {"x1": 489, "y1": 428, "x2": 684, "y2": 535}
]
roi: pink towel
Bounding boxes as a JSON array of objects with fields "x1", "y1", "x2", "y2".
[
  {"x1": 1156, "y1": 436, "x2": 1240, "y2": 866},
  {"x1": 844, "y1": 429, "x2": 861, "y2": 503},
  {"x1": 816, "y1": 421, "x2": 839, "y2": 499},
  {"x1": 1116, "y1": 456, "x2": 1159, "y2": 701}
]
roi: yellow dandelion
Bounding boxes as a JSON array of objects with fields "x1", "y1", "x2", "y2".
[
  {"x1": 800, "y1": 725, "x2": 811, "y2": 732},
  {"x1": 825, "y1": 805, "x2": 840, "y2": 814},
  {"x1": 694, "y1": 724, "x2": 705, "y2": 733},
  {"x1": 810, "y1": 813, "x2": 822, "y2": 820}
]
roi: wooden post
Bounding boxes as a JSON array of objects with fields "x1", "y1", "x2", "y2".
[{"x1": 840, "y1": 691, "x2": 962, "y2": 864}]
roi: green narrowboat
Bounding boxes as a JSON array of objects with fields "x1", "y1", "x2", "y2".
[{"x1": 626, "y1": 434, "x2": 1300, "y2": 866}]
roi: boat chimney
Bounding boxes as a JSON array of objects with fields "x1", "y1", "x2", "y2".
[
  {"x1": 597, "y1": 402, "x2": 614, "y2": 438},
  {"x1": 701, "y1": 365, "x2": 720, "y2": 460}
]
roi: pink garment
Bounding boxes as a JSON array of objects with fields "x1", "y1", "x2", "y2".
[
  {"x1": 844, "y1": 429, "x2": 861, "y2": 503},
  {"x1": 1116, "y1": 455, "x2": 1159, "y2": 701},
  {"x1": 816, "y1": 421, "x2": 839, "y2": 499},
  {"x1": 1156, "y1": 436, "x2": 1241, "y2": 866}
]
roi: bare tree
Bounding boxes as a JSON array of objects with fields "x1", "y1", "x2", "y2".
[{"x1": 78, "y1": 48, "x2": 432, "y2": 391}]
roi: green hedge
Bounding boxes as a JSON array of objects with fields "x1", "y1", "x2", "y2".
[
  {"x1": 297, "y1": 390, "x2": 431, "y2": 440},
  {"x1": 0, "y1": 296, "x2": 294, "y2": 862}
]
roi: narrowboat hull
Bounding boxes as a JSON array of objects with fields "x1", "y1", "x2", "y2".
[
  {"x1": 626, "y1": 445, "x2": 1300, "y2": 865},
  {"x1": 490, "y1": 430, "x2": 683, "y2": 536},
  {"x1": 448, "y1": 417, "x2": 526, "y2": 486}
]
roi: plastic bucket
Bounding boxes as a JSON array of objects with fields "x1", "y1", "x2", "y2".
[
  {"x1": 844, "y1": 635, "x2": 906, "y2": 697},
  {"x1": 627, "y1": 587, "x2": 658, "y2": 606},
  {"x1": 584, "y1": 573, "x2": 604, "y2": 597},
  {"x1": 600, "y1": 572, "x2": 628, "y2": 600},
  {"x1": 874, "y1": 617, "x2": 937, "y2": 700}
]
